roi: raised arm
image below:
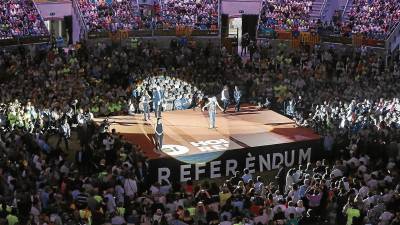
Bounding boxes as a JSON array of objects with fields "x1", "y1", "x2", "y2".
[
  {"x1": 216, "y1": 101, "x2": 223, "y2": 111},
  {"x1": 202, "y1": 101, "x2": 211, "y2": 111}
]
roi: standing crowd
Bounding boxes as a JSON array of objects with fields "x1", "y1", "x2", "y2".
[{"x1": 0, "y1": 38, "x2": 399, "y2": 225}]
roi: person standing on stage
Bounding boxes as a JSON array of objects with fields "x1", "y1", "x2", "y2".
[
  {"x1": 202, "y1": 96, "x2": 223, "y2": 129},
  {"x1": 234, "y1": 86, "x2": 242, "y2": 112},
  {"x1": 153, "y1": 86, "x2": 164, "y2": 118},
  {"x1": 141, "y1": 91, "x2": 151, "y2": 121},
  {"x1": 188, "y1": 91, "x2": 199, "y2": 110},
  {"x1": 221, "y1": 85, "x2": 230, "y2": 113},
  {"x1": 154, "y1": 117, "x2": 163, "y2": 151}
]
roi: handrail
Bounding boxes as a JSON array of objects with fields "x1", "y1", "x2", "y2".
[
  {"x1": 32, "y1": 0, "x2": 50, "y2": 36},
  {"x1": 341, "y1": 0, "x2": 351, "y2": 20},
  {"x1": 386, "y1": 21, "x2": 400, "y2": 40},
  {"x1": 319, "y1": 0, "x2": 328, "y2": 19},
  {"x1": 134, "y1": 0, "x2": 140, "y2": 17},
  {"x1": 218, "y1": 0, "x2": 221, "y2": 39},
  {"x1": 72, "y1": 0, "x2": 88, "y2": 38},
  {"x1": 385, "y1": 21, "x2": 400, "y2": 52},
  {"x1": 256, "y1": 0, "x2": 265, "y2": 39},
  {"x1": 133, "y1": 0, "x2": 140, "y2": 29},
  {"x1": 159, "y1": 0, "x2": 165, "y2": 29}
]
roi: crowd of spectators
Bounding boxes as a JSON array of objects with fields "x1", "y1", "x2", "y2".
[
  {"x1": 157, "y1": 0, "x2": 219, "y2": 30},
  {"x1": 76, "y1": 0, "x2": 219, "y2": 33},
  {"x1": 0, "y1": 0, "x2": 48, "y2": 38},
  {"x1": 77, "y1": 0, "x2": 142, "y2": 33},
  {"x1": 258, "y1": 0, "x2": 315, "y2": 33},
  {"x1": 343, "y1": 0, "x2": 400, "y2": 40},
  {"x1": 139, "y1": 3, "x2": 160, "y2": 30},
  {"x1": 257, "y1": 0, "x2": 400, "y2": 40},
  {"x1": 0, "y1": 38, "x2": 399, "y2": 225}
]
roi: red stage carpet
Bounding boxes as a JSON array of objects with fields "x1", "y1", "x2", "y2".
[{"x1": 94, "y1": 106, "x2": 320, "y2": 161}]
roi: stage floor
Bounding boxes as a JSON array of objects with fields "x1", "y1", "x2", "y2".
[{"x1": 95, "y1": 106, "x2": 320, "y2": 162}]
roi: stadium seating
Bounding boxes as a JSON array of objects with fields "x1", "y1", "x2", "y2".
[
  {"x1": 344, "y1": 0, "x2": 400, "y2": 40},
  {"x1": 258, "y1": 0, "x2": 315, "y2": 33},
  {"x1": 0, "y1": 0, "x2": 48, "y2": 39},
  {"x1": 75, "y1": 0, "x2": 219, "y2": 33},
  {"x1": 77, "y1": 0, "x2": 142, "y2": 33},
  {"x1": 157, "y1": 0, "x2": 219, "y2": 30}
]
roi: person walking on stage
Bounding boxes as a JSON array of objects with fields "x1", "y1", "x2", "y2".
[
  {"x1": 153, "y1": 86, "x2": 164, "y2": 118},
  {"x1": 141, "y1": 91, "x2": 151, "y2": 121},
  {"x1": 234, "y1": 86, "x2": 242, "y2": 112},
  {"x1": 221, "y1": 85, "x2": 230, "y2": 113},
  {"x1": 202, "y1": 96, "x2": 223, "y2": 129},
  {"x1": 154, "y1": 117, "x2": 163, "y2": 151}
]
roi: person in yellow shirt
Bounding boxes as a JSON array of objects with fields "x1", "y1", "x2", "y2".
[{"x1": 219, "y1": 185, "x2": 232, "y2": 207}]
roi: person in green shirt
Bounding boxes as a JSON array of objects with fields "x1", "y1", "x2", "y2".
[
  {"x1": 6, "y1": 208, "x2": 19, "y2": 225},
  {"x1": 7, "y1": 110, "x2": 17, "y2": 129},
  {"x1": 286, "y1": 213, "x2": 299, "y2": 225},
  {"x1": 114, "y1": 101, "x2": 122, "y2": 113},
  {"x1": 344, "y1": 202, "x2": 360, "y2": 225},
  {"x1": 91, "y1": 105, "x2": 99, "y2": 116},
  {"x1": 233, "y1": 217, "x2": 243, "y2": 225}
]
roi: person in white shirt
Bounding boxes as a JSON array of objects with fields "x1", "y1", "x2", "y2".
[
  {"x1": 285, "y1": 169, "x2": 296, "y2": 192},
  {"x1": 123, "y1": 174, "x2": 138, "y2": 199},
  {"x1": 285, "y1": 201, "x2": 297, "y2": 219},
  {"x1": 295, "y1": 200, "x2": 306, "y2": 218},
  {"x1": 221, "y1": 85, "x2": 230, "y2": 113},
  {"x1": 202, "y1": 96, "x2": 223, "y2": 129},
  {"x1": 331, "y1": 167, "x2": 344, "y2": 178},
  {"x1": 103, "y1": 134, "x2": 115, "y2": 164},
  {"x1": 254, "y1": 176, "x2": 264, "y2": 194},
  {"x1": 127, "y1": 99, "x2": 135, "y2": 115},
  {"x1": 103, "y1": 135, "x2": 115, "y2": 151}
]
